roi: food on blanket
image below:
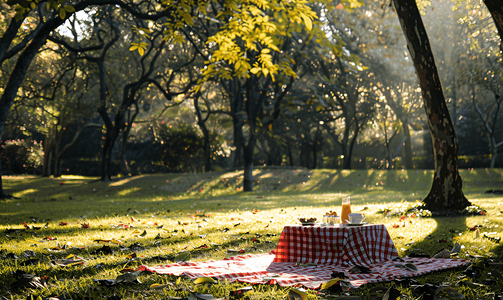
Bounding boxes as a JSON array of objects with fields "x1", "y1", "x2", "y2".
[
  {"x1": 323, "y1": 211, "x2": 339, "y2": 225},
  {"x1": 298, "y1": 217, "x2": 316, "y2": 224}
]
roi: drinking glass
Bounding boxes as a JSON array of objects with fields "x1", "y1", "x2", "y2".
[{"x1": 340, "y1": 196, "x2": 351, "y2": 224}]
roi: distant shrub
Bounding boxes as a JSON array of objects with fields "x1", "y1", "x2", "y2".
[{"x1": 1, "y1": 139, "x2": 43, "y2": 174}]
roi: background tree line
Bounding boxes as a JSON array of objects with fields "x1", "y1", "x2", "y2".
[{"x1": 0, "y1": 0, "x2": 502, "y2": 209}]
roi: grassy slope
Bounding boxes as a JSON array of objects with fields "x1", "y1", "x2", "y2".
[{"x1": 1, "y1": 168, "x2": 502, "y2": 299}]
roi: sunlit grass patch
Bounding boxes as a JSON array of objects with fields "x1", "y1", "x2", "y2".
[{"x1": 1, "y1": 169, "x2": 503, "y2": 299}]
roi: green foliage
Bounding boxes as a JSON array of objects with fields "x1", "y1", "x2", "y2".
[
  {"x1": 1, "y1": 138, "x2": 43, "y2": 173},
  {"x1": 153, "y1": 123, "x2": 221, "y2": 172},
  {"x1": 7, "y1": 0, "x2": 75, "y2": 21}
]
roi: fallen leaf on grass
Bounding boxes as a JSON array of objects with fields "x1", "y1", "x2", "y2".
[
  {"x1": 150, "y1": 282, "x2": 174, "y2": 289},
  {"x1": 320, "y1": 278, "x2": 341, "y2": 290},
  {"x1": 92, "y1": 245, "x2": 114, "y2": 255},
  {"x1": 11, "y1": 270, "x2": 47, "y2": 290},
  {"x1": 174, "y1": 251, "x2": 191, "y2": 262},
  {"x1": 116, "y1": 270, "x2": 142, "y2": 284},
  {"x1": 450, "y1": 242, "x2": 461, "y2": 255},
  {"x1": 288, "y1": 288, "x2": 308, "y2": 300},
  {"x1": 50, "y1": 256, "x2": 86, "y2": 267},
  {"x1": 348, "y1": 265, "x2": 371, "y2": 274},
  {"x1": 227, "y1": 249, "x2": 245, "y2": 254},
  {"x1": 433, "y1": 248, "x2": 451, "y2": 258},
  {"x1": 483, "y1": 234, "x2": 501, "y2": 243},
  {"x1": 190, "y1": 292, "x2": 225, "y2": 300},
  {"x1": 94, "y1": 238, "x2": 122, "y2": 244},
  {"x1": 194, "y1": 277, "x2": 217, "y2": 284},
  {"x1": 393, "y1": 263, "x2": 418, "y2": 271},
  {"x1": 382, "y1": 287, "x2": 401, "y2": 300}
]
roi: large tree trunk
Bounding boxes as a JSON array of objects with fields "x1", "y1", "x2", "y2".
[
  {"x1": 483, "y1": 0, "x2": 503, "y2": 51},
  {"x1": 232, "y1": 115, "x2": 244, "y2": 168},
  {"x1": 42, "y1": 135, "x2": 53, "y2": 177},
  {"x1": 393, "y1": 0, "x2": 471, "y2": 211},
  {"x1": 194, "y1": 96, "x2": 212, "y2": 172},
  {"x1": 0, "y1": 29, "x2": 51, "y2": 197},
  {"x1": 243, "y1": 142, "x2": 254, "y2": 191}
]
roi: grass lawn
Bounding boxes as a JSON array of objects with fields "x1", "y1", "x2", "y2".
[{"x1": 1, "y1": 168, "x2": 502, "y2": 299}]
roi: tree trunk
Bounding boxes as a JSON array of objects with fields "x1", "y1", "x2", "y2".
[
  {"x1": 232, "y1": 116, "x2": 244, "y2": 168},
  {"x1": 288, "y1": 145, "x2": 294, "y2": 166},
  {"x1": 119, "y1": 109, "x2": 137, "y2": 176},
  {"x1": 42, "y1": 136, "x2": 53, "y2": 177},
  {"x1": 483, "y1": 0, "x2": 503, "y2": 51},
  {"x1": 346, "y1": 120, "x2": 360, "y2": 170},
  {"x1": 393, "y1": 0, "x2": 471, "y2": 211},
  {"x1": 403, "y1": 121, "x2": 413, "y2": 169},
  {"x1": 243, "y1": 143, "x2": 254, "y2": 191},
  {"x1": 194, "y1": 96, "x2": 212, "y2": 172},
  {"x1": 0, "y1": 29, "x2": 51, "y2": 197}
]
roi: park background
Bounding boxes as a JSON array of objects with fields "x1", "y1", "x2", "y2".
[{"x1": 1, "y1": 0, "x2": 501, "y2": 184}]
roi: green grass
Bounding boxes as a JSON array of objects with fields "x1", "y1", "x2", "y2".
[{"x1": 1, "y1": 168, "x2": 502, "y2": 299}]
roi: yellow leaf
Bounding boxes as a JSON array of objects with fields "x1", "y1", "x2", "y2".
[
  {"x1": 320, "y1": 278, "x2": 341, "y2": 290},
  {"x1": 64, "y1": 5, "x2": 75, "y2": 12},
  {"x1": 30, "y1": 2, "x2": 36, "y2": 9},
  {"x1": 300, "y1": 13, "x2": 312, "y2": 31},
  {"x1": 250, "y1": 67, "x2": 260, "y2": 74},
  {"x1": 111, "y1": 238, "x2": 122, "y2": 244},
  {"x1": 138, "y1": 47, "x2": 145, "y2": 56},
  {"x1": 150, "y1": 283, "x2": 172, "y2": 289},
  {"x1": 59, "y1": 8, "x2": 66, "y2": 19},
  {"x1": 132, "y1": 229, "x2": 142, "y2": 234},
  {"x1": 129, "y1": 45, "x2": 138, "y2": 51},
  {"x1": 288, "y1": 288, "x2": 308, "y2": 300},
  {"x1": 194, "y1": 277, "x2": 217, "y2": 284},
  {"x1": 176, "y1": 277, "x2": 182, "y2": 285},
  {"x1": 268, "y1": 124, "x2": 272, "y2": 131}
]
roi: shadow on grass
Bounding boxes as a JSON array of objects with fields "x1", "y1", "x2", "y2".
[{"x1": 404, "y1": 216, "x2": 469, "y2": 258}]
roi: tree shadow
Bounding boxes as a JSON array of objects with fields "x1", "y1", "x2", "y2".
[{"x1": 402, "y1": 215, "x2": 469, "y2": 258}]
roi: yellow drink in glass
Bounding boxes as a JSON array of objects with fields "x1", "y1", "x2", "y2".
[{"x1": 340, "y1": 197, "x2": 351, "y2": 224}]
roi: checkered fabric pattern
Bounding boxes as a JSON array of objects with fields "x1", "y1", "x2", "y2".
[
  {"x1": 139, "y1": 224, "x2": 469, "y2": 289},
  {"x1": 139, "y1": 254, "x2": 469, "y2": 289},
  {"x1": 273, "y1": 225, "x2": 398, "y2": 266}
]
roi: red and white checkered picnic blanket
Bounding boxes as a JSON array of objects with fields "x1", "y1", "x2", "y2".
[{"x1": 139, "y1": 224, "x2": 469, "y2": 288}]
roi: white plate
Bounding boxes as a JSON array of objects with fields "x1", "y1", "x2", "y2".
[{"x1": 346, "y1": 222, "x2": 368, "y2": 226}]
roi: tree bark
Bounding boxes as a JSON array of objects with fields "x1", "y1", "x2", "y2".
[
  {"x1": 402, "y1": 120, "x2": 413, "y2": 169},
  {"x1": 393, "y1": 0, "x2": 471, "y2": 211},
  {"x1": 483, "y1": 0, "x2": 503, "y2": 51},
  {"x1": 0, "y1": 29, "x2": 51, "y2": 197},
  {"x1": 42, "y1": 133, "x2": 54, "y2": 177},
  {"x1": 243, "y1": 142, "x2": 254, "y2": 191},
  {"x1": 194, "y1": 96, "x2": 212, "y2": 172}
]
